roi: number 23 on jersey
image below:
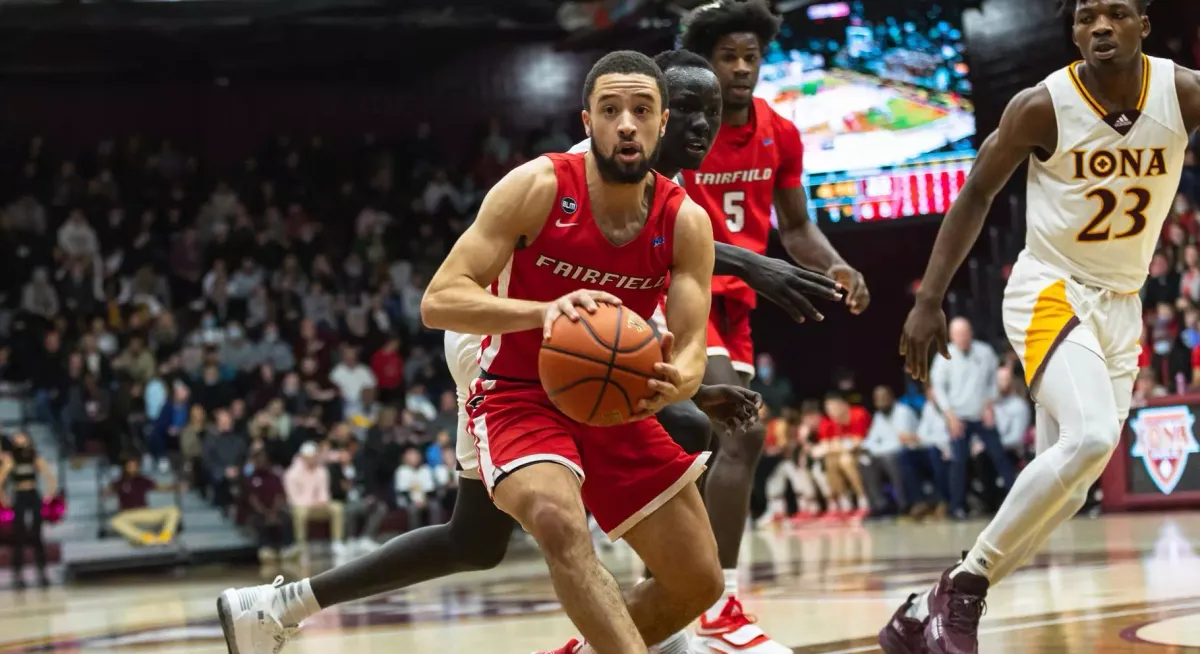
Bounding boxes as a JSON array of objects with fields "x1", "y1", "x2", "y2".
[{"x1": 1076, "y1": 186, "x2": 1151, "y2": 242}]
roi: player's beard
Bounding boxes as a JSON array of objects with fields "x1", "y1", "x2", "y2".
[{"x1": 593, "y1": 135, "x2": 662, "y2": 184}]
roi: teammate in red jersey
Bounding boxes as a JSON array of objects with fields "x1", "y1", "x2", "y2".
[
  {"x1": 425, "y1": 51, "x2": 726, "y2": 654},
  {"x1": 678, "y1": 1, "x2": 871, "y2": 651}
]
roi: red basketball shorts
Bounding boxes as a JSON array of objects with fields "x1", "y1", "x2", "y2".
[
  {"x1": 465, "y1": 377, "x2": 710, "y2": 540},
  {"x1": 707, "y1": 295, "x2": 755, "y2": 378}
]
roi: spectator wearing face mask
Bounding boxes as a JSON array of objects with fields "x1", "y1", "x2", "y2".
[
  {"x1": 750, "y1": 353, "x2": 793, "y2": 416},
  {"x1": 253, "y1": 322, "x2": 296, "y2": 373}
]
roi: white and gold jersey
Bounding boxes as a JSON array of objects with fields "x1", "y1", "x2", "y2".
[{"x1": 1025, "y1": 54, "x2": 1187, "y2": 293}]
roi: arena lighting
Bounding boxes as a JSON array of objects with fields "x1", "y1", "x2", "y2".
[{"x1": 806, "y1": 2, "x2": 850, "y2": 20}]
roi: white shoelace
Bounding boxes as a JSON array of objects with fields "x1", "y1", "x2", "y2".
[{"x1": 232, "y1": 576, "x2": 300, "y2": 653}]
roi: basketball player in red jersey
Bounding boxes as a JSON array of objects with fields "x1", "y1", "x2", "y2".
[
  {"x1": 216, "y1": 50, "x2": 838, "y2": 654},
  {"x1": 423, "y1": 51, "x2": 729, "y2": 654},
  {"x1": 678, "y1": 2, "x2": 871, "y2": 651}
]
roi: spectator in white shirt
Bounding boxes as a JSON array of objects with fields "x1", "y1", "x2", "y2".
[
  {"x1": 861, "y1": 386, "x2": 921, "y2": 515},
  {"x1": 330, "y1": 345, "x2": 377, "y2": 421},
  {"x1": 929, "y1": 317, "x2": 1015, "y2": 519},
  {"x1": 57, "y1": 209, "x2": 99, "y2": 259},
  {"x1": 994, "y1": 367, "x2": 1032, "y2": 456},
  {"x1": 394, "y1": 447, "x2": 441, "y2": 530},
  {"x1": 913, "y1": 385, "x2": 952, "y2": 516}
]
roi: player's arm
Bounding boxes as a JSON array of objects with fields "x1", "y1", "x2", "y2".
[
  {"x1": 636, "y1": 197, "x2": 716, "y2": 419},
  {"x1": 421, "y1": 158, "x2": 619, "y2": 336},
  {"x1": 770, "y1": 119, "x2": 870, "y2": 314},
  {"x1": 1175, "y1": 64, "x2": 1200, "y2": 134},
  {"x1": 900, "y1": 85, "x2": 1056, "y2": 380},
  {"x1": 712, "y1": 242, "x2": 842, "y2": 322},
  {"x1": 666, "y1": 197, "x2": 716, "y2": 400}
]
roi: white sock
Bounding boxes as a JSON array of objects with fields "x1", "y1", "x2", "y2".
[
  {"x1": 953, "y1": 539, "x2": 1001, "y2": 580},
  {"x1": 651, "y1": 631, "x2": 690, "y2": 654},
  {"x1": 905, "y1": 589, "x2": 932, "y2": 621},
  {"x1": 278, "y1": 578, "x2": 321, "y2": 626},
  {"x1": 704, "y1": 569, "x2": 739, "y2": 620},
  {"x1": 838, "y1": 496, "x2": 853, "y2": 512}
]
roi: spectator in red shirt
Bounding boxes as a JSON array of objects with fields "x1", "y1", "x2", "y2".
[
  {"x1": 105, "y1": 458, "x2": 180, "y2": 546},
  {"x1": 370, "y1": 337, "x2": 404, "y2": 404},
  {"x1": 244, "y1": 448, "x2": 298, "y2": 563},
  {"x1": 818, "y1": 393, "x2": 872, "y2": 519}
]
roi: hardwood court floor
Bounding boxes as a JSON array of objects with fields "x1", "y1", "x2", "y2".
[{"x1": 1, "y1": 513, "x2": 1199, "y2": 652}]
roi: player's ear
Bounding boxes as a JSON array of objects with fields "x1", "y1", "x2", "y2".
[
  {"x1": 581, "y1": 109, "x2": 592, "y2": 138},
  {"x1": 1141, "y1": 15, "x2": 1151, "y2": 39},
  {"x1": 661, "y1": 108, "x2": 670, "y2": 138}
]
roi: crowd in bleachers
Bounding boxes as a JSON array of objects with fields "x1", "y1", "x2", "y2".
[
  {"x1": 0, "y1": 120, "x2": 573, "y2": 560},
  {"x1": 3, "y1": 67, "x2": 1198, "y2": 564},
  {"x1": 751, "y1": 320, "x2": 1039, "y2": 527},
  {"x1": 1136, "y1": 133, "x2": 1200, "y2": 400}
]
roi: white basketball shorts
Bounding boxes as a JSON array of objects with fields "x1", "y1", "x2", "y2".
[{"x1": 1002, "y1": 251, "x2": 1141, "y2": 421}]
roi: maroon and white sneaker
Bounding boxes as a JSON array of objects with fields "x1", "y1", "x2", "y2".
[
  {"x1": 923, "y1": 566, "x2": 988, "y2": 654},
  {"x1": 533, "y1": 638, "x2": 586, "y2": 654},
  {"x1": 877, "y1": 593, "x2": 928, "y2": 654}
]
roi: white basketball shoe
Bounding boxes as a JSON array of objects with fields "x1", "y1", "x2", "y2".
[
  {"x1": 217, "y1": 575, "x2": 302, "y2": 654},
  {"x1": 691, "y1": 596, "x2": 791, "y2": 653}
]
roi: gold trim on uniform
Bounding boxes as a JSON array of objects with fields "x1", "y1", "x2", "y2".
[
  {"x1": 1066, "y1": 53, "x2": 1150, "y2": 120},
  {"x1": 1022, "y1": 280, "x2": 1076, "y2": 386}
]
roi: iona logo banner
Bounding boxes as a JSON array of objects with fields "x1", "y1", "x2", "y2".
[{"x1": 1130, "y1": 405, "x2": 1200, "y2": 495}]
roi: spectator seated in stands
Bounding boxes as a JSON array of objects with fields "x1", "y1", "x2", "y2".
[
  {"x1": 432, "y1": 444, "x2": 458, "y2": 518},
  {"x1": 149, "y1": 381, "x2": 191, "y2": 474},
  {"x1": 757, "y1": 405, "x2": 821, "y2": 527},
  {"x1": 994, "y1": 367, "x2": 1033, "y2": 466},
  {"x1": 105, "y1": 457, "x2": 180, "y2": 546},
  {"x1": 914, "y1": 384, "x2": 952, "y2": 519},
  {"x1": 285, "y1": 441, "x2": 346, "y2": 558},
  {"x1": 330, "y1": 438, "x2": 388, "y2": 556},
  {"x1": 817, "y1": 393, "x2": 871, "y2": 519},
  {"x1": 202, "y1": 408, "x2": 248, "y2": 514},
  {"x1": 331, "y1": 344, "x2": 376, "y2": 422},
  {"x1": 394, "y1": 446, "x2": 442, "y2": 529},
  {"x1": 792, "y1": 401, "x2": 829, "y2": 520},
  {"x1": 179, "y1": 404, "x2": 209, "y2": 496},
  {"x1": 861, "y1": 385, "x2": 922, "y2": 517},
  {"x1": 243, "y1": 448, "x2": 299, "y2": 564}
]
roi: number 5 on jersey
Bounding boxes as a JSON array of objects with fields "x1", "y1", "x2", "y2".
[
  {"x1": 724, "y1": 191, "x2": 745, "y2": 233},
  {"x1": 1076, "y1": 187, "x2": 1151, "y2": 242}
]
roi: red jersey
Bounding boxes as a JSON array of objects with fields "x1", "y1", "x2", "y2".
[
  {"x1": 817, "y1": 406, "x2": 871, "y2": 443},
  {"x1": 479, "y1": 153, "x2": 685, "y2": 380},
  {"x1": 681, "y1": 97, "x2": 805, "y2": 308}
]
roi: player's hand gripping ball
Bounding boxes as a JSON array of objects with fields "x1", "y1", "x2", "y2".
[{"x1": 539, "y1": 303, "x2": 663, "y2": 426}]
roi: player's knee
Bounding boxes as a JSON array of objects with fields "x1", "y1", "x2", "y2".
[
  {"x1": 523, "y1": 497, "x2": 589, "y2": 560},
  {"x1": 683, "y1": 557, "x2": 725, "y2": 615},
  {"x1": 660, "y1": 402, "x2": 712, "y2": 454},
  {"x1": 1073, "y1": 414, "x2": 1121, "y2": 471}
]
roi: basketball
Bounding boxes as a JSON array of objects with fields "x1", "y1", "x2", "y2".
[{"x1": 538, "y1": 303, "x2": 663, "y2": 426}]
